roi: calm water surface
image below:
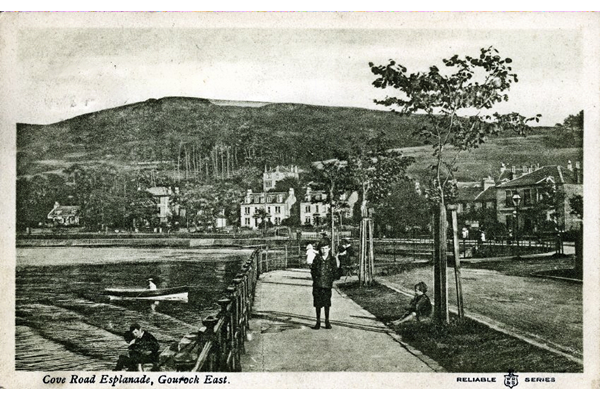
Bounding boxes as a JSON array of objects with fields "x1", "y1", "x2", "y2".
[{"x1": 16, "y1": 247, "x2": 251, "y2": 371}]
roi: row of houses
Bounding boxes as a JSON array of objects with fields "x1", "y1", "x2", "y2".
[
  {"x1": 454, "y1": 161, "x2": 583, "y2": 232},
  {"x1": 243, "y1": 161, "x2": 583, "y2": 233},
  {"x1": 239, "y1": 186, "x2": 359, "y2": 229},
  {"x1": 47, "y1": 161, "x2": 583, "y2": 234}
]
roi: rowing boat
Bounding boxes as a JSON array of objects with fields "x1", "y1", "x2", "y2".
[{"x1": 103, "y1": 286, "x2": 189, "y2": 302}]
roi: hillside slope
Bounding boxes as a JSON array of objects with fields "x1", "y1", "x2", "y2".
[{"x1": 16, "y1": 96, "x2": 581, "y2": 182}]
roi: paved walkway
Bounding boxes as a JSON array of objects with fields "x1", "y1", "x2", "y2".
[{"x1": 241, "y1": 268, "x2": 441, "y2": 372}]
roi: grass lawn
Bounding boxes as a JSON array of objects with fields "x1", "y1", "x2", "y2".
[{"x1": 337, "y1": 280, "x2": 582, "y2": 373}]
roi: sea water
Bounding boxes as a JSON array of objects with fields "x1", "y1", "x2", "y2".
[{"x1": 15, "y1": 247, "x2": 252, "y2": 371}]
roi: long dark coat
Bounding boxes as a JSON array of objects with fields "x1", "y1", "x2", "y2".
[{"x1": 311, "y1": 254, "x2": 338, "y2": 289}]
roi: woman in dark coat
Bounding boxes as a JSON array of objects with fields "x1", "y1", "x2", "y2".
[{"x1": 310, "y1": 238, "x2": 339, "y2": 330}]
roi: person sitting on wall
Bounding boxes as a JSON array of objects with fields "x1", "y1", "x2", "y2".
[{"x1": 114, "y1": 323, "x2": 160, "y2": 371}]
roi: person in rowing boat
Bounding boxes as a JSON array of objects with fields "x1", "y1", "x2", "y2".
[
  {"x1": 114, "y1": 323, "x2": 160, "y2": 371},
  {"x1": 147, "y1": 277, "x2": 157, "y2": 290}
]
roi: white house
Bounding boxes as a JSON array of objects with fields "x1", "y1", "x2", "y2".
[
  {"x1": 240, "y1": 188, "x2": 297, "y2": 229},
  {"x1": 300, "y1": 186, "x2": 359, "y2": 226},
  {"x1": 47, "y1": 202, "x2": 80, "y2": 226},
  {"x1": 263, "y1": 165, "x2": 300, "y2": 192}
]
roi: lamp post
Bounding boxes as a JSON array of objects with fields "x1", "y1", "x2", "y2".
[{"x1": 512, "y1": 193, "x2": 522, "y2": 258}]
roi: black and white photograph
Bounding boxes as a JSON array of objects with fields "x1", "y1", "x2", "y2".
[{"x1": 0, "y1": 11, "x2": 598, "y2": 389}]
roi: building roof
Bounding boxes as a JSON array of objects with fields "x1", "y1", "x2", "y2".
[
  {"x1": 146, "y1": 186, "x2": 171, "y2": 196},
  {"x1": 474, "y1": 186, "x2": 497, "y2": 201},
  {"x1": 455, "y1": 184, "x2": 483, "y2": 202},
  {"x1": 496, "y1": 166, "x2": 579, "y2": 188},
  {"x1": 243, "y1": 191, "x2": 294, "y2": 205},
  {"x1": 264, "y1": 165, "x2": 299, "y2": 174},
  {"x1": 48, "y1": 205, "x2": 80, "y2": 218}
]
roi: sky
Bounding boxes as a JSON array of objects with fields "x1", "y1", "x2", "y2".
[{"x1": 4, "y1": 12, "x2": 595, "y2": 126}]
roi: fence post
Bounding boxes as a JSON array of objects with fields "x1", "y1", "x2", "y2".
[
  {"x1": 227, "y1": 285, "x2": 241, "y2": 372},
  {"x1": 202, "y1": 316, "x2": 219, "y2": 371},
  {"x1": 448, "y1": 205, "x2": 464, "y2": 320},
  {"x1": 217, "y1": 297, "x2": 232, "y2": 371},
  {"x1": 265, "y1": 245, "x2": 269, "y2": 272}
]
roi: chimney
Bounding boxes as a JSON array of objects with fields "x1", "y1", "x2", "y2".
[
  {"x1": 511, "y1": 165, "x2": 516, "y2": 179},
  {"x1": 536, "y1": 163, "x2": 541, "y2": 170},
  {"x1": 522, "y1": 165, "x2": 528, "y2": 176},
  {"x1": 500, "y1": 163, "x2": 506, "y2": 174},
  {"x1": 567, "y1": 160, "x2": 573, "y2": 171},
  {"x1": 482, "y1": 176, "x2": 495, "y2": 190},
  {"x1": 575, "y1": 161, "x2": 582, "y2": 184}
]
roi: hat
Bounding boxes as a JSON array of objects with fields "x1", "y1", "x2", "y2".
[
  {"x1": 147, "y1": 277, "x2": 154, "y2": 281},
  {"x1": 318, "y1": 238, "x2": 331, "y2": 248}
]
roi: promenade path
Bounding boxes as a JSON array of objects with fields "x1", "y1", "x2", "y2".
[{"x1": 241, "y1": 268, "x2": 442, "y2": 372}]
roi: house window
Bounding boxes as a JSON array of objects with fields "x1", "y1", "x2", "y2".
[
  {"x1": 315, "y1": 205, "x2": 319, "y2": 213},
  {"x1": 244, "y1": 207, "x2": 251, "y2": 215},
  {"x1": 523, "y1": 189, "x2": 532, "y2": 206},
  {"x1": 267, "y1": 207, "x2": 271, "y2": 214},
  {"x1": 305, "y1": 205, "x2": 311, "y2": 213},
  {"x1": 305, "y1": 216, "x2": 311, "y2": 224},
  {"x1": 278, "y1": 195, "x2": 283, "y2": 203},
  {"x1": 244, "y1": 218, "x2": 250, "y2": 225},
  {"x1": 505, "y1": 190, "x2": 514, "y2": 207},
  {"x1": 274, "y1": 217, "x2": 281, "y2": 225},
  {"x1": 275, "y1": 206, "x2": 281, "y2": 213}
]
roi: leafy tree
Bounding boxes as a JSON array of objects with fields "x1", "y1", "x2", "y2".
[
  {"x1": 344, "y1": 132, "x2": 414, "y2": 285},
  {"x1": 552, "y1": 110, "x2": 583, "y2": 147},
  {"x1": 252, "y1": 207, "x2": 272, "y2": 234},
  {"x1": 374, "y1": 179, "x2": 430, "y2": 237},
  {"x1": 348, "y1": 132, "x2": 414, "y2": 219},
  {"x1": 125, "y1": 189, "x2": 158, "y2": 230},
  {"x1": 370, "y1": 46, "x2": 538, "y2": 323},
  {"x1": 309, "y1": 159, "x2": 355, "y2": 244},
  {"x1": 569, "y1": 194, "x2": 583, "y2": 218}
]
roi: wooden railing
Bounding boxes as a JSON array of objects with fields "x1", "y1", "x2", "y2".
[{"x1": 171, "y1": 248, "x2": 262, "y2": 372}]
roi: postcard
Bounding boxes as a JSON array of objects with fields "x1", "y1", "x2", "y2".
[{"x1": 1, "y1": 11, "x2": 598, "y2": 389}]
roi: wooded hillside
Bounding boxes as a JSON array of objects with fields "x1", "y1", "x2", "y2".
[{"x1": 17, "y1": 96, "x2": 581, "y2": 182}]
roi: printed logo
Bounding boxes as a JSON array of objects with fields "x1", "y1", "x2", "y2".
[{"x1": 503, "y1": 370, "x2": 519, "y2": 389}]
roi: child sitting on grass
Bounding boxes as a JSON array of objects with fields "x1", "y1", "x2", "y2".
[{"x1": 390, "y1": 281, "x2": 432, "y2": 326}]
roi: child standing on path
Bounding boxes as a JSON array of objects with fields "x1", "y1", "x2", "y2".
[{"x1": 310, "y1": 238, "x2": 339, "y2": 330}]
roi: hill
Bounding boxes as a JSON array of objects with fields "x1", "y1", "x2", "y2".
[
  {"x1": 403, "y1": 134, "x2": 582, "y2": 182},
  {"x1": 16, "y1": 96, "x2": 582, "y2": 182}
]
